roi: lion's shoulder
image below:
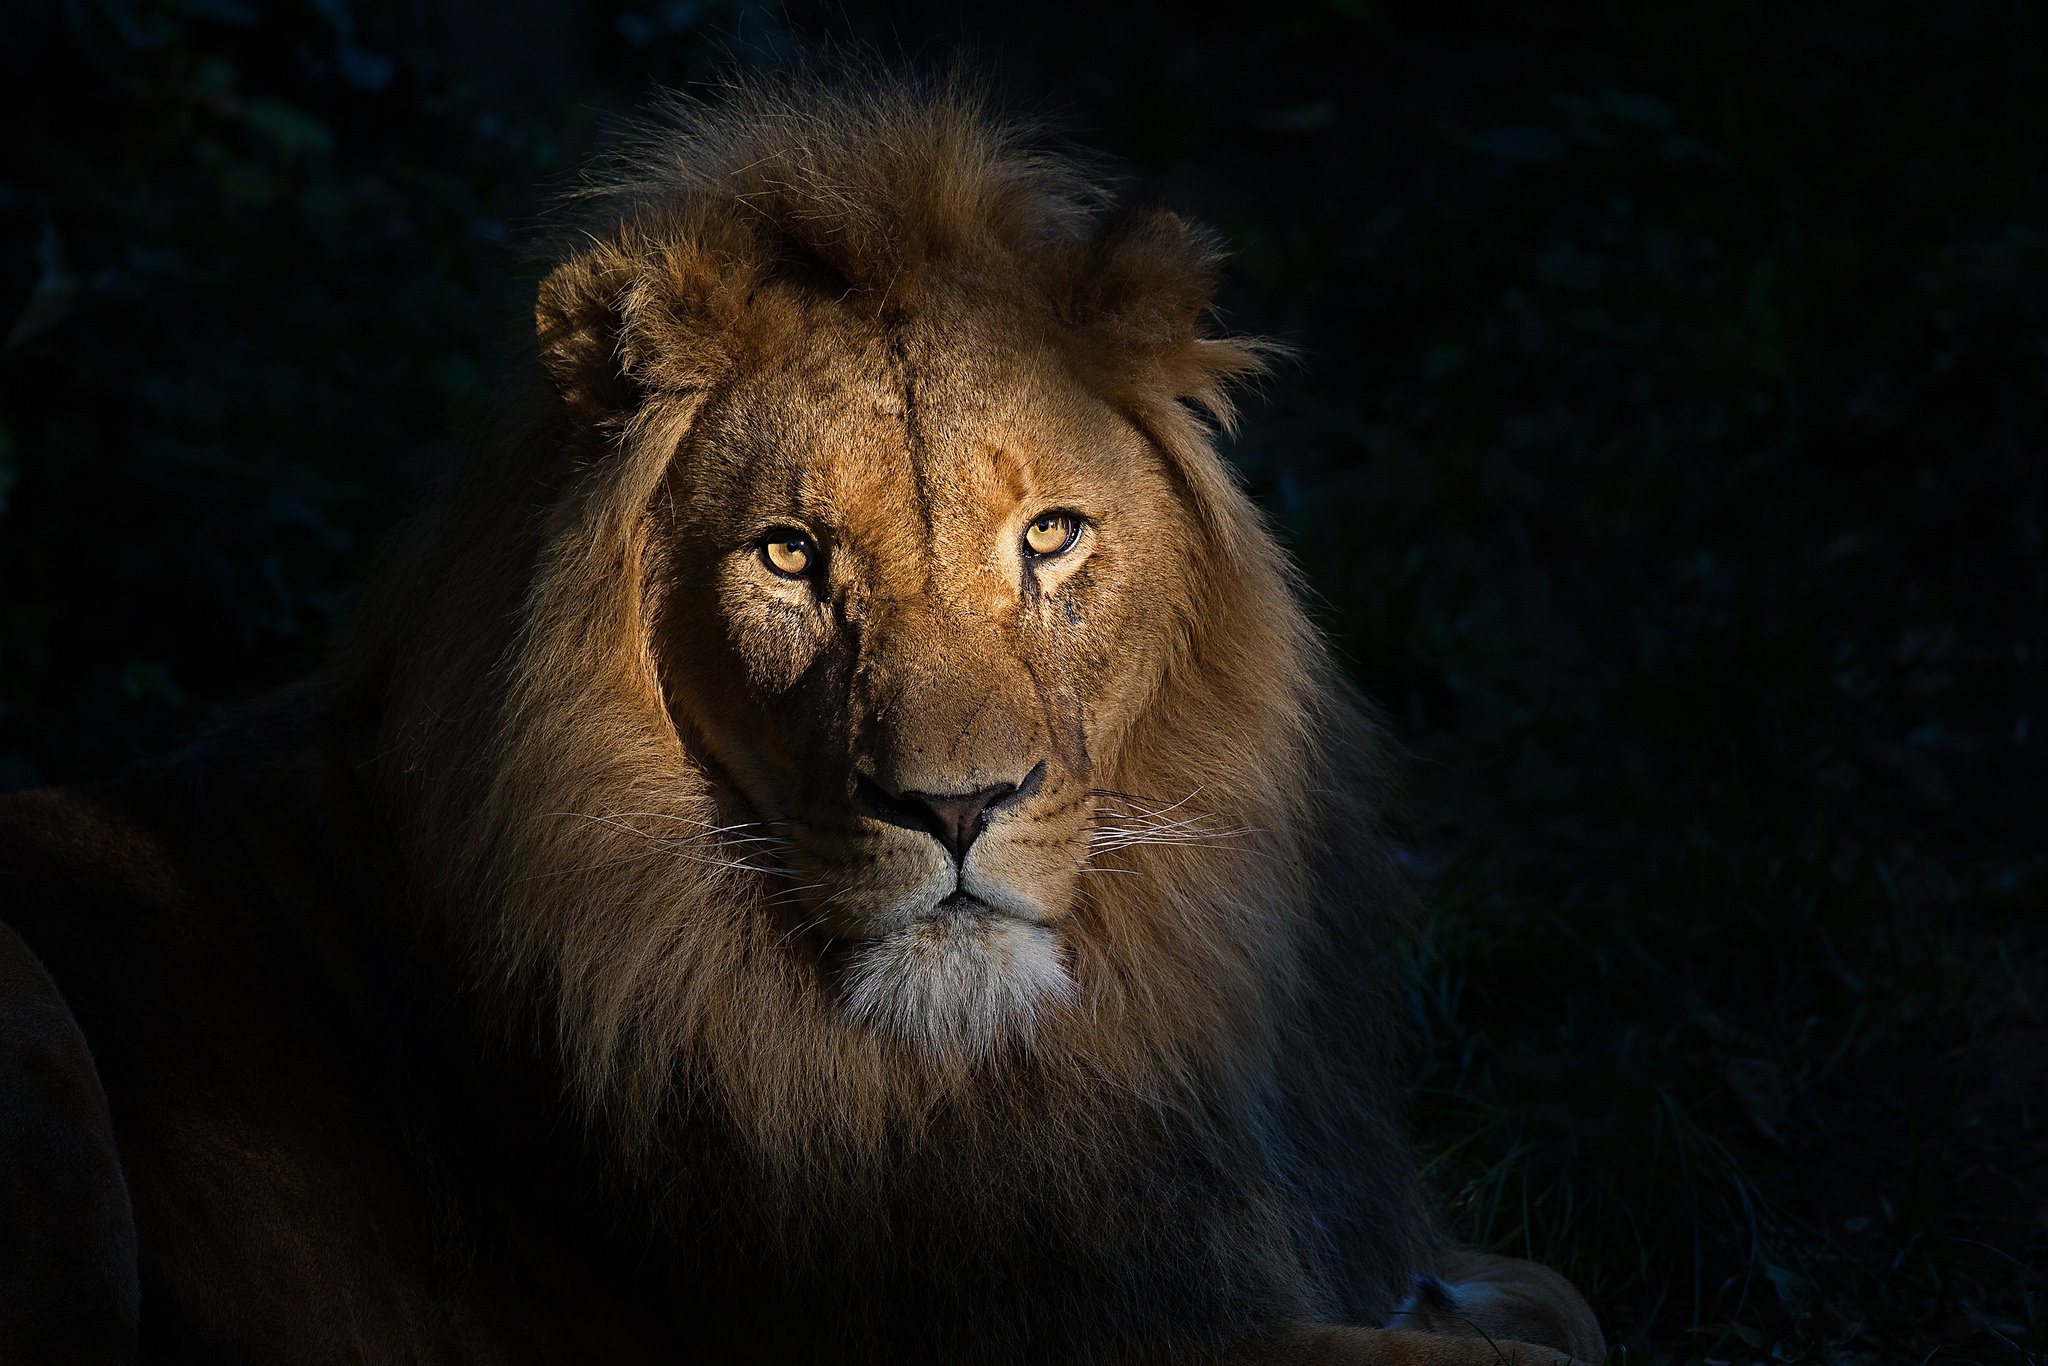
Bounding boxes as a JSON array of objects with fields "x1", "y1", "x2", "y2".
[
  {"x1": 0, "y1": 778, "x2": 601, "y2": 1360},
  {"x1": 0, "y1": 780, "x2": 247, "y2": 1072},
  {"x1": 0, "y1": 783, "x2": 193, "y2": 933}
]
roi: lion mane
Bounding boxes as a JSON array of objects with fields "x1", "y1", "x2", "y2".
[
  {"x1": 0, "y1": 74, "x2": 1602, "y2": 1365},
  {"x1": 348, "y1": 72, "x2": 1424, "y2": 1346}
]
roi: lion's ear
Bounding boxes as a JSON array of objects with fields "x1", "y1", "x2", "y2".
[
  {"x1": 1065, "y1": 209, "x2": 1271, "y2": 429},
  {"x1": 1063, "y1": 210, "x2": 1275, "y2": 560},
  {"x1": 535, "y1": 250, "x2": 641, "y2": 418},
  {"x1": 537, "y1": 235, "x2": 752, "y2": 418}
]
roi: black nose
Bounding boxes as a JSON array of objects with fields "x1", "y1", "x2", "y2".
[{"x1": 901, "y1": 782, "x2": 1016, "y2": 864}]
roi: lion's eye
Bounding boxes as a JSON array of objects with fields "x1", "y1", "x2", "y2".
[
  {"x1": 762, "y1": 531, "x2": 816, "y2": 578},
  {"x1": 1023, "y1": 512, "x2": 1080, "y2": 558}
]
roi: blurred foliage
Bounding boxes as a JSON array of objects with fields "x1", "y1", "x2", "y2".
[
  {"x1": 3, "y1": 1, "x2": 2045, "y2": 1362},
  {"x1": 0, "y1": 0, "x2": 771, "y2": 782}
]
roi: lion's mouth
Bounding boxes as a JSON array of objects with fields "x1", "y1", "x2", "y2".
[{"x1": 931, "y1": 890, "x2": 991, "y2": 917}]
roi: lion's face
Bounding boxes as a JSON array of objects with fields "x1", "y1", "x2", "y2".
[{"x1": 651, "y1": 302, "x2": 1197, "y2": 1053}]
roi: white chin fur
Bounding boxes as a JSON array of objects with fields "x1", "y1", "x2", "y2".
[{"x1": 842, "y1": 913, "x2": 1072, "y2": 1061}]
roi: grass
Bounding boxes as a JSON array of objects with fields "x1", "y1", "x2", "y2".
[{"x1": 3, "y1": 2, "x2": 2043, "y2": 1361}]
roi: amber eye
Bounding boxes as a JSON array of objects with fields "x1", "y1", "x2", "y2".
[
  {"x1": 761, "y1": 531, "x2": 816, "y2": 578},
  {"x1": 1023, "y1": 512, "x2": 1080, "y2": 558}
]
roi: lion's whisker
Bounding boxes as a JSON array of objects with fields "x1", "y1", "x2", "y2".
[
  {"x1": 540, "y1": 812, "x2": 786, "y2": 848},
  {"x1": 771, "y1": 907, "x2": 837, "y2": 947},
  {"x1": 1084, "y1": 787, "x2": 1251, "y2": 864},
  {"x1": 1087, "y1": 787, "x2": 1207, "y2": 818},
  {"x1": 1090, "y1": 822, "x2": 1226, "y2": 845},
  {"x1": 530, "y1": 849, "x2": 783, "y2": 880},
  {"x1": 592, "y1": 811, "x2": 787, "y2": 837},
  {"x1": 527, "y1": 811, "x2": 809, "y2": 882},
  {"x1": 1083, "y1": 801, "x2": 1262, "y2": 869},
  {"x1": 1087, "y1": 822, "x2": 1247, "y2": 846}
]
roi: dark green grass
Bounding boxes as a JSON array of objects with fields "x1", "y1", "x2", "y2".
[{"x1": 3, "y1": 2, "x2": 2044, "y2": 1361}]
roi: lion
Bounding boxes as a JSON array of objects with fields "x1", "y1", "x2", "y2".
[{"x1": 0, "y1": 76, "x2": 1604, "y2": 1365}]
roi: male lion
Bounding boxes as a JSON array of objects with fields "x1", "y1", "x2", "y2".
[{"x1": 0, "y1": 78, "x2": 1604, "y2": 1365}]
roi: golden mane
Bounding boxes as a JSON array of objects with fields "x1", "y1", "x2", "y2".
[{"x1": 330, "y1": 74, "x2": 1427, "y2": 1354}]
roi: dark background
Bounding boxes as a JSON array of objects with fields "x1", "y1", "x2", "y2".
[{"x1": 2, "y1": 1, "x2": 2043, "y2": 1359}]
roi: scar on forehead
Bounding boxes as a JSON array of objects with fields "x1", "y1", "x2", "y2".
[
  {"x1": 987, "y1": 444, "x2": 1032, "y2": 502},
  {"x1": 902, "y1": 439, "x2": 1032, "y2": 514}
]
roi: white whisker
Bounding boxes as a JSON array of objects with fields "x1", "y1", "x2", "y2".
[
  {"x1": 1082, "y1": 786, "x2": 1259, "y2": 872},
  {"x1": 529, "y1": 810, "x2": 803, "y2": 882}
]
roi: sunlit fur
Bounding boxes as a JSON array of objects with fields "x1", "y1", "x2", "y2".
[{"x1": 323, "y1": 74, "x2": 1578, "y2": 1361}]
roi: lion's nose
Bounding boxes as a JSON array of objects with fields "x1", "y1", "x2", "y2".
[
  {"x1": 902, "y1": 782, "x2": 1017, "y2": 864},
  {"x1": 858, "y1": 762, "x2": 1046, "y2": 865}
]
